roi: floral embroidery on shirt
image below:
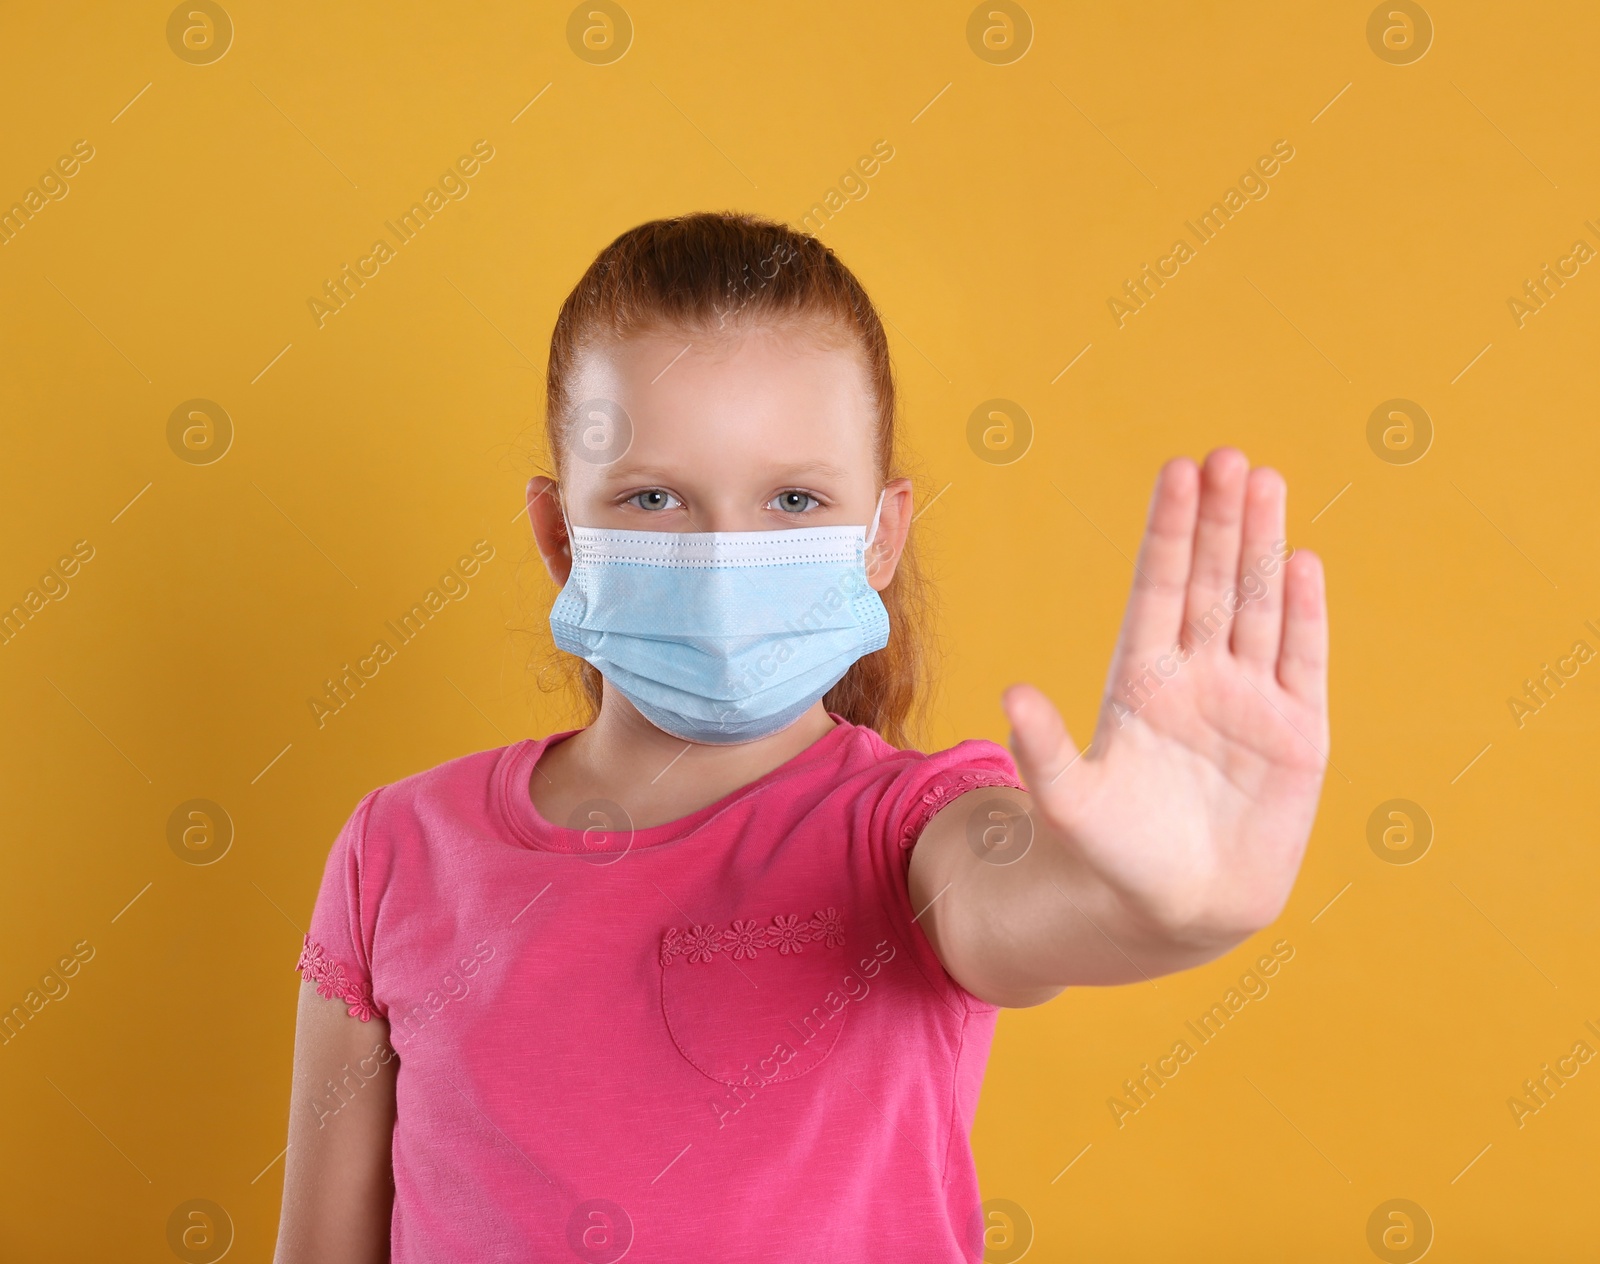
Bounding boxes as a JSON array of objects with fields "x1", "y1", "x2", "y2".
[
  {"x1": 808, "y1": 907, "x2": 845, "y2": 949},
  {"x1": 722, "y1": 919, "x2": 764, "y2": 960},
  {"x1": 683, "y1": 924, "x2": 723, "y2": 963},
  {"x1": 660, "y1": 911, "x2": 844, "y2": 966},
  {"x1": 898, "y1": 770, "x2": 1025, "y2": 849},
  {"x1": 660, "y1": 927, "x2": 684, "y2": 967},
  {"x1": 296, "y1": 934, "x2": 375, "y2": 1022},
  {"x1": 766, "y1": 913, "x2": 810, "y2": 955}
]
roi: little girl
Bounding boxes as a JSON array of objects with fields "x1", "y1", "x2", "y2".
[{"x1": 274, "y1": 212, "x2": 1328, "y2": 1262}]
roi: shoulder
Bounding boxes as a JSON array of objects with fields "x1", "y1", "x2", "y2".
[
  {"x1": 831, "y1": 717, "x2": 1016, "y2": 775},
  {"x1": 343, "y1": 740, "x2": 528, "y2": 862},
  {"x1": 367, "y1": 741, "x2": 513, "y2": 811},
  {"x1": 828, "y1": 720, "x2": 1025, "y2": 849}
]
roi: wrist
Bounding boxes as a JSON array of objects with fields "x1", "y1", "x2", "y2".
[{"x1": 1061, "y1": 840, "x2": 1277, "y2": 958}]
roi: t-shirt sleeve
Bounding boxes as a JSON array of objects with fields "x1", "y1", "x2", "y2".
[
  {"x1": 880, "y1": 737, "x2": 1027, "y2": 855},
  {"x1": 295, "y1": 787, "x2": 384, "y2": 1022},
  {"x1": 870, "y1": 736, "x2": 1026, "y2": 1010}
]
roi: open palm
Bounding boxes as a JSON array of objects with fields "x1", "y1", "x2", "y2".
[{"x1": 1004, "y1": 448, "x2": 1329, "y2": 944}]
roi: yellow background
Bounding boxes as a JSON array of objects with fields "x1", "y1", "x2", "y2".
[{"x1": 2, "y1": 1, "x2": 1596, "y2": 1259}]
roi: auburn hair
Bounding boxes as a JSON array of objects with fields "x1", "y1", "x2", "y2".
[{"x1": 537, "y1": 210, "x2": 933, "y2": 750}]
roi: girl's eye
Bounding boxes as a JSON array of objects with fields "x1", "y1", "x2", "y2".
[
  {"x1": 770, "y1": 490, "x2": 819, "y2": 513},
  {"x1": 629, "y1": 489, "x2": 681, "y2": 512}
]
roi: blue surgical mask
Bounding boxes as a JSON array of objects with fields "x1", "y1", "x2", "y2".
[{"x1": 549, "y1": 492, "x2": 890, "y2": 744}]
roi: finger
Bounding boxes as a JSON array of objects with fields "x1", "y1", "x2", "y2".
[
  {"x1": 1277, "y1": 549, "x2": 1328, "y2": 706},
  {"x1": 1116, "y1": 457, "x2": 1200, "y2": 664},
  {"x1": 1001, "y1": 683, "x2": 1083, "y2": 792},
  {"x1": 1179, "y1": 447, "x2": 1250, "y2": 654},
  {"x1": 1229, "y1": 466, "x2": 1287, "y2": 667}
]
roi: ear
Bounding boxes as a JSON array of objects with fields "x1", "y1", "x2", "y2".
[
  {"x1": 527, "y1": 476, "x2": 571, "y2": 585},
  {"x1": 865, "y1": 477, "x2": 915, "y2": 591}
]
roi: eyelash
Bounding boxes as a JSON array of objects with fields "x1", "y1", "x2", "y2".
[
  {"x1": 624, "y1": 490, "x2": 824, "y2": 513},
  {"x1": 769, "y1": 490, "x2": 821, "y2": 513},
  {"x1": 627, "y1": 489, "x2": 681, "y2": 512}
]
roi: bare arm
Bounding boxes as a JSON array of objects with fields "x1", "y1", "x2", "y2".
[
  {"x1": 909, "y1": 449, "x2": 1329, "y2": 1007},
  {"x1": 273, "y1": 984, "x2": 398, "y2": 1264},
  {"x1": 909, "y1": 783, "x2": 1252, "y2": 1007}
]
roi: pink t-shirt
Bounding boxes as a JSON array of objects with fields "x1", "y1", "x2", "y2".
[{"x1": 295, "y1": 715, "x2": 1023, "y2": 1262}]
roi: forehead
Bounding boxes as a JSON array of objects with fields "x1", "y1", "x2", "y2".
[{"x1": 565, "y1": 323, "x2": 878, "y2": 477}]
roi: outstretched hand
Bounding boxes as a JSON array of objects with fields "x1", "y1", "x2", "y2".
[{"x1": 1003, "y1": 447, "x2": 1329, "y2": 948}]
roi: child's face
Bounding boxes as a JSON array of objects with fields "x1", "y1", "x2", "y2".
[{"x1": 530, "y1": 323, "x2": 913, "y2": 590}]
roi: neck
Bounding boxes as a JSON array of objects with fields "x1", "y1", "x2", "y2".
[{"x1": 530, "y1": 683, "x2": 838, "y2": 830}]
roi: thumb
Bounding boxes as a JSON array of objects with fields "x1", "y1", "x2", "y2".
[{"x1": 1001, "y1": 683, "x2": 1082, "y2": 793}]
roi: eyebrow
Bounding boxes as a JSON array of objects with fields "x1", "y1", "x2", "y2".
[
  {"x1": 770, "y1": 459, "x2": 849, "y2": 480},
  {"x1": 600, "y1": 459, "x2": 850, "y2": 484}
]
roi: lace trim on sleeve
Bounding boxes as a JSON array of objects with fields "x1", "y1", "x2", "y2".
[
  {"x1": 296, "y1": 934, "x2": 375, "y2": 1022},
  {"x1": 898, "y1": 769, "x2": 1025, "y2": 850}
]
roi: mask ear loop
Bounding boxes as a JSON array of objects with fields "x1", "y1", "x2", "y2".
[
  {"x1": 863, "y1": 487, "x2": 888, "y2": 580},
  {"x1": 865, "y1": 488, "x2": 887, "y2": 548},
  {"x1": 554, "y1": 486, "x2": 573, "y2": 558}
]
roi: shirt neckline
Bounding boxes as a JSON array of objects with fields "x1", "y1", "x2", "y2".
[{"x1": 493, "y1": 714, "x2": 859, "y2": 854}]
